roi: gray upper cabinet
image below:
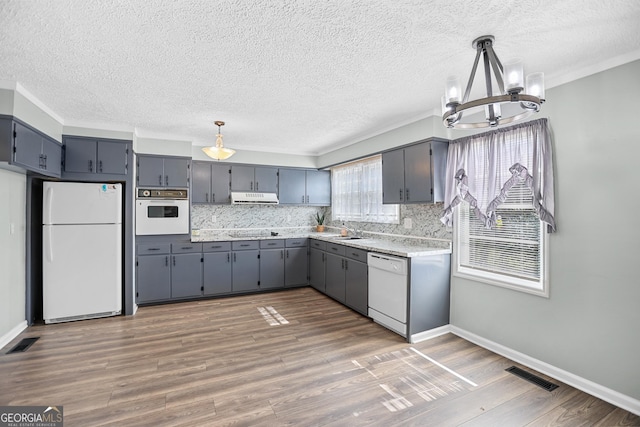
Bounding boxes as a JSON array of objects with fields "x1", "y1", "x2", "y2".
[
  {"x1": 137, "y1": 155, "x2": 190, "y2": 188},
  {"x1": 192, "y1": 161, "x2": 231, "y2": 204},
  {"x1": 279, "y1": 168, "x2": 331, "y2": 206},
  {"x1": 63, "y1": 137, "x2": 128, "y2": 176},
  {"x1": 0, "y1": 118, "x2": 62, "y2": 177},
  {"x1": 382, "y1": 138, "x2": 448, "y2": 204},
  {"x1": 231, "y1": 165, "x2": 278, "y2": 193}
]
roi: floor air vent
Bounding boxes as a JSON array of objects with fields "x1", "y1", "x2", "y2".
[
  {"x1": 506, "y1": 366, "x2": 559, "y2": 391},
  {"x1": 6, "y1": 337, "x2": 39, "y2": 354}
]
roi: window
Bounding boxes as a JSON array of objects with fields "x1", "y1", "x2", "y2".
[
  {"x1": 331, "y1": 155, "x2": 399, "y2": 224},
  {"x1": 442, "y1": 118, "x2": 554, "y2": 297},
  {"x1": 455, "y1": 181, "x2": 548, "y2": 295}
]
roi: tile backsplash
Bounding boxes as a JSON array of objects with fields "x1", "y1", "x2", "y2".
[{"x1": 192, "y1": 203, "x2": 451, "y2": 241}]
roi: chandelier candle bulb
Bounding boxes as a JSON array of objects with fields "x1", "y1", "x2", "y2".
[
  {"x1": 526, "y1": 72, "x2": 545, "y2": 100},
  {"x1": 445, "y1": 76, "x2": 462, "y2": 104},
  {"x1": 504, "y1": 59, "x2": 524, "y2": 93}
]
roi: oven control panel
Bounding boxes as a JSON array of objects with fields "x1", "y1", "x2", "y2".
[{"x1": 136, "y1": 188, "x2": 188, "y2": 199}]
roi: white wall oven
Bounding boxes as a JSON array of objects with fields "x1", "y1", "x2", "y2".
[{"x1": 135, "y1": 188, "x2": 189, "y2": 235}]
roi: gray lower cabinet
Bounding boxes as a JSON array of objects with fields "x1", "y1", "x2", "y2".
[
  {"x1": 325, "y1": 253, "x2": 346, "y2": 303},
  {"x1": 203, "y1": 242, "x2": 232, "y2": 295},
  {"x1": 232, "y1": 241, "x2": 260, "y2": 292},
  {"x1": 344, "y1": 257, "x2": 368, "y2": 316},
  {"x1": 309, "y1": 240, "x2": 326, "y2": 292},
  {"x1": 171, "y1": 253, "x2": 203, "y2": 298},
  {"x1": 137, "y1": 254, "x2": 171, "y2": 303},
  {"x1": 285, "y1": 247, "x2": 308, "y2": 287},
  {"x1": 260, "y1": 249, "x2": 285, "y2": 289}
]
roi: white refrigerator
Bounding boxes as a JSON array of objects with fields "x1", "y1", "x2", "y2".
[{"x1": 43, "y1": 182, "x2": 122, "y2": 324}]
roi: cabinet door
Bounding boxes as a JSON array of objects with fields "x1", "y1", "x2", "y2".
[
  {"x1": 382, "y1": 149, "x2": 405, "y2": 204},
  {"x1": 306, "y1": 170, "x2": 331, "y2": 205},
  {"x1": 13, "y1": 122, "x2": 43, "y2": 171},
  {"x1": 325, "y1": 253, "x2": 346, "y2": 303},
  {"x1": 232, "y1": 250, "x2": 260, "y2": 292},
  {"x1": 164, "y1": 157, "x2": 190, "y2": 188},
  {"x1": 285, "y1": 247, "x2": 308, "y2": 287},
  {"x1": 404, "y1": 143, "x2": 432, "y2": 203},
  {"x1": 192, "y1": 162, "x2": 212, "y2": 203},
  {"x1": 203, "y1": 252, "x2": 232, "y2": 295},
  {"x1": 97, "y1": 140, "x2": 128, "y2": 175},
  {"x1": 64, "y1": 138, "x2": 97, "y2": 173},
  {"x1": 345, "y1": 259, "x2": 368, "y2": 316},
  {"x1": 41, "y1": 137, "x2": 62, "y2": 177},
  {"x1": 137, "y1": 156, "x2": 165, "y2": 187},
  {"x1": 259, "y1": 249, "x2": 285, "y2": 289},
  {"x1": 254, "y1": 167, "x2": 278, "y2": 193},
  {"x1": 231, "y1": 165, "x2": 255, "y2": 191},
  {"x1": 278, "y1": 169, "x2": 306, "y2": 204},
  {"x1": 136, "y1": 255, "x2": 171, "y2": 302},
  {"x1": 171, "y1": 253, "x2": 203, "y2": 298},
  {"x1": 309, "y1": 248, "x2": 325, "y2": 292},
  {"x1": 431, "y1": 140, "x2": 448, "y2": 203},
  {"x1": 211, "y1": 164, "x2": 231, "y2": 203}
]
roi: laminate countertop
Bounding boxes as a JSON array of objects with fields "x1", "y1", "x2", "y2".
[{"x1": 191, "y1": 229, "x2": 451, "y2": 258}]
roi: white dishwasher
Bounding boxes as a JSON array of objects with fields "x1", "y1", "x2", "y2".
[{"x1": 368, "y1": 253, "x2": 408, "y2": 336}]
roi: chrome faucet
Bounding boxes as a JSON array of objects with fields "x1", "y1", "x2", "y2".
[{"x1": 343, "y1": 223, "x2": 363, "y2": 238}]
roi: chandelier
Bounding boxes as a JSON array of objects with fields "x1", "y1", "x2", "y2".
[
  {"x1": 202, "y1": 121, "x2": 236, "y2": 160},
  {"x1": 442, "y1": 35, "x2": 545, "y2": 129}
]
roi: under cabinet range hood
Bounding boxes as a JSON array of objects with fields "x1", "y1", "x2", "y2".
[{"x1": 231, "y1": 192, "x2": 279, "y2": 205}]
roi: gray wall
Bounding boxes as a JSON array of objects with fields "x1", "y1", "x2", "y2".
[
  {"x1": 450, "y1": 60, "x2": 640, "y2": 400},
  {"x1": 0, "y1": 167, "x2": 26, "y2": 345}
]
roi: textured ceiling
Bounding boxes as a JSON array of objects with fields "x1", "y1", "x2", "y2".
[{"x1": 1, "y1": 0, "x2": 639, "y2": 155}]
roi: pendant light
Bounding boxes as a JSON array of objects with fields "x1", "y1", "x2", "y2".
[
  {"x1": 442, "y1": 35, "x2": 545, "y2": 129},
  {"x1": 202, "y1": 121, "x2": 236, "y2": 160}
]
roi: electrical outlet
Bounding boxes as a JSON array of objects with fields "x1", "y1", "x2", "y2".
[
  {"x1": 211, "y1": 215, "x2": 217, "y2": 223},
  {"x1": 287, "y1": 214, "x2": 292, "y2": 222},
  {"x1": 404, "y1": 218, "x2": 412, "y2": 229}
]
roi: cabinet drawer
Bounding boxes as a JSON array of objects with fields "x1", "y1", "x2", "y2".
[
  {"x1": 137, "y1": 243, "x2": 171, "y2": 255},
  {"x1": 286, "y1": 238, "x2": 308, "y2": 248},
  {"x1": 232, "y1": 240, "x2": 259, "y2": 250},
  {"x1": 345, "y1": 247, "x2": 368, "y2": 263},
  {"x1": 260, "y1": 239, "x2": 284, "y2": 249},
  {"x1": 172, "y1": 243, "x2": 203, "y2": 254},
  {"x1": 310, "y1": 239, "x2": 326, "y2": 250},
  {"x1": 203, "y1": 242, "x2": 232, "y2": 252},
  {"x1": 326, "y1": 243, "x2": 346, "y2": 256}
]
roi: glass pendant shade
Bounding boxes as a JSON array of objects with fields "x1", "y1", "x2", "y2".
[
  {"x1": 202, "y1": 123, "x2": 236, "y2": 160},
  {"x1": 504, "y1": 59, "x2": 524, "y2": 92},
  {"x1": 526, "y1": 72, "x2": 545, "y2": 100},
  {"x1": 445, "y1": 76, "x2": 462, "y2": 104}
]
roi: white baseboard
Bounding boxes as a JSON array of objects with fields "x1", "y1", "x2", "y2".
[
  {"x1": 410, "y1": 325, "x2": 452, "y2": 343},
  {"x1": 0, "y1": 320, "x2": 28, "y2": 351},
  {"x1": 449, "y1": 326, "x2": 640, "y2": 416}
]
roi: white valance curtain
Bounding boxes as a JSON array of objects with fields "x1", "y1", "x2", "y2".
[{"x1": 441, "y1": 118, "x2": 556, "y2": 232}]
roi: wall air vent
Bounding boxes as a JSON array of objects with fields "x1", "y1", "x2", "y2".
[
  {"x1": 231, "y1": 192, "x2": 279, "y2": 205},
  {"x1": 505, "y1": 366, "x2": 559, "y2": 391}
]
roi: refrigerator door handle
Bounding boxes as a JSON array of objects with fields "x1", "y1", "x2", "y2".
[
  {"x1": 45, "y1": 226, "x2": 53, "y2": 262},
  {"x1": 44, "y1": 185, "x2": 54, "y2": 224}
]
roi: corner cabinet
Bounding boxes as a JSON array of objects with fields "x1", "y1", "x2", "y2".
[
  {"x1": 382, "y1": 138, "x2": 448, "y2": 204},
  {"x1": 278, "y1": 169, "x2": 331, "y2": 206},
  {"x1": 137, "y1": 154, "x2": 190, "y2": 188},
  {"x1": 0, "y1": 116, "x2": 62, "y2": 178},
  {"x1": 192, "y1": 161, "x2": 231, "y2": 204}
]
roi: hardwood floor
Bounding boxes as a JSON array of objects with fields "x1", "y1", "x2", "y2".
[{"x1": 1, "y1": 287, "x2": 638, "y2": 426}]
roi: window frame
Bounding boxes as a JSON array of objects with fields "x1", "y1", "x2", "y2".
[{"x1": 452, "y1": 198, "x2": 550, "y2": 298}]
